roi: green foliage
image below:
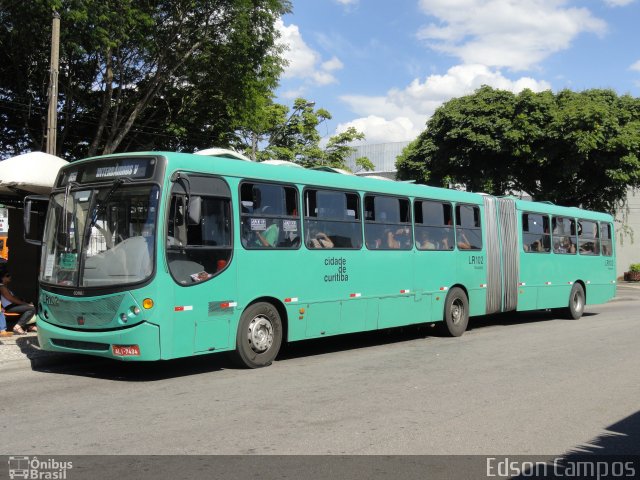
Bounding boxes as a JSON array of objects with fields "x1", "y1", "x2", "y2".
[
  {"x1": 355, "y1": 156, "x2": 375, "y2": 173},
  {"x1": 630, "y1": 263, "x2": 640, "y2": 273},
  {"x1": 243, "y1": 97, "x2": 367, "y2": 170},
  {"x1": 0, "y1": 0, "x2": 291, "y2": 159},
  {"x1": 396, "y1": 86, "x2": 640, "y2": 213}
]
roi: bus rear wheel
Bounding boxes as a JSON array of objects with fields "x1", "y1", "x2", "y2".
[
  {"x1": 234, "y1": 302, "x2": 283, "y2": 368},
  {"x1": 565, "y1": 283, "x2": 585, "y2": 320},
  {"x1": 442, "y1": 287, "x2": 469, "y2": 337}
]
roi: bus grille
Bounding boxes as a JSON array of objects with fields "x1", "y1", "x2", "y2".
[
  {"x1": 51, "y1": 339, "x2": 110, "y2": 351},
  {"x1": 48, "y1": 295, "x2": 124, "y2": 327}
]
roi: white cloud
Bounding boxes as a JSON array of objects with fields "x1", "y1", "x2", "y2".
[
  {"x1": 337, "y1": 64, "x2": 551, "y2": 144},
  {"x1": 335, "y1": 0, "x2": 358, "y2": 5},
  {"x1": 276, "y1": 20, "x2": 343, "y2": 86},
  {"x1": 322, "y1": 56, "x2": 344, "y2": 72},
  {"x1": 604, "y1": 0, "x2": 635, "y2": 6},
  {"x1": 630, "y1": 60, "x2": 640, "y2": 71},
  {"x1": 417, "y1": 0, "x2": 606, "y2": 70}
]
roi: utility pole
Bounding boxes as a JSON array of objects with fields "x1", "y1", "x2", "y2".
[{"x1": 46, "y1": 11, "x2": 60, "y2": 156}]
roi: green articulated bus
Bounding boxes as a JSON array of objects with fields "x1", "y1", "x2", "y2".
[{"x1": 28, "y1": 151, "x2": 617, "y2": 368}]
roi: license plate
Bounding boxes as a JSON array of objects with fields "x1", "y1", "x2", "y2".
[{"x1": 112, "y1": 345, "x2": 140, "y2": 356}]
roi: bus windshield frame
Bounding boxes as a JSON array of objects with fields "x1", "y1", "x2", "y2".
[{"x1": 39, "y1": 156, "x2": 166, "y2": 295}]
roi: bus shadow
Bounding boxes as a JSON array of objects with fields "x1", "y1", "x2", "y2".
[
  {"x1": 34, "y1": 310, "x2": 598, "y2": 381},
  {"x1": 468, "y1": 309, "x2": 598, "y2": 331},
  {"x1": 33, "y1": 351, "x2": 235, "y2": 381},
  {"x1": 279, "y1": 309, "x2": 595, "y2": 361}
]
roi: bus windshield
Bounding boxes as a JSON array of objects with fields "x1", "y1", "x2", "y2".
[{"x1": 40, "y1": 184, "x2": 160, "y2": 288}]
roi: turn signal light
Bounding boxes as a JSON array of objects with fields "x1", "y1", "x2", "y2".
[{"x1": 143, "y1": 298, "x2": 154, "y2": 309}]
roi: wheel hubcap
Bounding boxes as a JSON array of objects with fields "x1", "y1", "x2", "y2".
[
  {"x1": 573, "y1": 292, "x2": 583, "y2": 312},
  {"x1": 451, "y1": 299, "x2": 463, "y2": 325},
  {"x1": 247, "y1": 315, "x2": 274, "y2": 353}
]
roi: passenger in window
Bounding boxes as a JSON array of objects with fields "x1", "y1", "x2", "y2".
[
  {"x1": 440, "y1": 229, "x2": 452, "y2": 250},
  {"x1": 419, "y1": 231, "x2": 436, "y2": 250},
  {"x1": 580, "y1": 242, "x2": 593, "y2": 254},
  {"x1": 256, "y1": 222, "x2": 279, "y2": 247},
  {"x1": 308, "y1": 228, "x2": 334, "y2": 249},
  {"x1": 386, "y1": 229, "x2": 400, "y2": 249},
  {"x1": 395, "y1": 226, "x2": 411, "y2": 248},
  {"x1": 367, "y1": 236, "x2": 382, "y2": 249},
  {"x1": 531, "y1": 240, "x2": 543, "y2": 252},
  {"x1": 457, "y1": 231, "x2": 472, "y2": 250},
  {"x1": 556, "y1": 237, "x2": 575, "y2": 254}
]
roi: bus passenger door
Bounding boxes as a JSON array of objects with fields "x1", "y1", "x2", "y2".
[{"x1": 166, "y1": 176, "x2": 236, "y2": 354}]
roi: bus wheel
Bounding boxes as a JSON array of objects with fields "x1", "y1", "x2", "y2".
[
  {"x1": 442, "y1": 287, "x2": 469, "y2": 337},
  {"x1": 234, "y1": 302, "x2": 283, "y2": 368},
  {"x1": 565, "y1": 283, "x2": 585, "y2": 320}
]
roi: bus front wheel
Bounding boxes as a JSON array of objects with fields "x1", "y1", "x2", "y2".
[
  {"x1": 565, "y1": 283, "x2": 585, "y2": 320},
  {"x1": 442, "y1": 287, "x2": 469, "y2": 337},
  {"x1": 234, "y1": 302, "x2": 283, "y2": 368}
]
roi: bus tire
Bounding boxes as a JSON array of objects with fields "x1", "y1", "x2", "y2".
[
  {"x1": 442, "y1": 287, "x2": 469, "y2": 337},
  {"x1": 565, "y1": 283, "x2": 585, "y2": 320},
  {"x1": 234, "y1": 302, "x2": 283, "y2": 368}
]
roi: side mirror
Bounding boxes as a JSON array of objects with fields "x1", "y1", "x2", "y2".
[
  {"x1": 187, "y1": 196, "x2": 201, "y2": 226},
  {"x1": 23, "y1": 195, "x2": 49, "y2": 246}
]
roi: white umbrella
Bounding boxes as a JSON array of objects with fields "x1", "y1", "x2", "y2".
[{"x1": 0, "y1": 151, "x2": 68, "y2": 196}]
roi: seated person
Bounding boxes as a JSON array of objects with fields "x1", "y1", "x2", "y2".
[
  {"x1": 255, "y1": 222, "x2": 279, "y2": 247},
  {"x1": 579, "y1": 242, "x2": 594, "y2": 254},
  {"x1": 419, "y1": 231, "x2": 436, "y2": 250},
  {"x1": 308, "y1": 229, "x2": 334, "y2": 249},
  {"x1": 0, "y1": 266, "x2": 36, "y2": 335},
  {"x1": 367, "y1": 236, "x2": 383, "y2": 249},
  {"x1": 394, "y1": 226, "x2": 411, "y2": 248},
  {"x1": 386, "y1": 229, "x2": 400, "y2": 249},
  {"x1": 457, "y1": 231, "x2": 472, "y2": 250},
  {"x1": 1, "y1": 311, "x2": 12, "y2": 337},
  {"x1": 440, "y1": 229, "x2": 453, "y2": 250},
  {"x1": 531, "y1": 240, "x2": 543, "y2": 252}
]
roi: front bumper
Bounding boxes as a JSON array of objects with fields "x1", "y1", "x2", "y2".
[{"x1": 37, "y1": 319, "x2": 161, "y2": 361}]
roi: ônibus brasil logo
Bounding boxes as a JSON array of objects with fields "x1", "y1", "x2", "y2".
[{"x1": 8, "y1": 456, "x2": 73, "y2": 479}]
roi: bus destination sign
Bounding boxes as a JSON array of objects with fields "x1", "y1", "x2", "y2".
[
  {"x1": 58, "y1": 157, "x2": 157, "y2": 186},
  {"x1": 81, "y1": 158, "x2": 155, "y2": 182}
]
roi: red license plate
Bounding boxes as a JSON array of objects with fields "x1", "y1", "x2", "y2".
[{"x1": 112, "y1": 345, "x2": 140, "y2": 356}]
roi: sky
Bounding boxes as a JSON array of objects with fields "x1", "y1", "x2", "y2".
[{"x1": 275, "y1": 0, "x2": 640, "y2": 146}]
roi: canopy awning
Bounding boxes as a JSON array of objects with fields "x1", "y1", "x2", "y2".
[{"x1": 0, "y1": 151, "x2": 68, "y2": 196}]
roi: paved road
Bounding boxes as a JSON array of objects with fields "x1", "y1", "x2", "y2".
[{"x1": 2, "y1": 287, "x2": 639, "y2": 456}]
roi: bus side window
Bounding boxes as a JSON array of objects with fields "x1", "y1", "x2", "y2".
[
  {"x1": 305, "y1": 189, "x2": 362, "y2": 249},
  {"x1": 167, "y1": 175, "x2": 233, "y2": 285},
  {"x1": 364, "y1": 195, "x2": 412, "y2": 250},
  {"x1": 414, "y1": 199, "x2": 454, "y2": 251},
  {"x1": 578, "y1": 220, "x2": 599, "y2": 255},
  {"x1": 522, "y1": 213, "x2": 550, "y2": 253},
  {"x1": 455, "y1": 204, "x2": 482, "y2": 250},
  {"x1": 600, "y1": 222, "x2": 613, "y2": 256},
  {"x1": 552, "y1": 216, "x2": 577, "y2": 254},
  {"x1": 240, "y1": 182, "x2": 300, "y2": 249}
]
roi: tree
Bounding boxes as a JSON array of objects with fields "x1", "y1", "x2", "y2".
[
  {"x1": 0, "y1": 0, "x2": 291, "y2": 160},
  {"x1": 396, "y1": 86, "x2": 640, "y2": 213},
  {"x1": 238, "y1": 97, "x2": 372, "y2": 171}
]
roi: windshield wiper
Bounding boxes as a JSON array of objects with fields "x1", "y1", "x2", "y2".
[
  {"x1": 89, "y1": 178, "x2": 127, "y2": 228},
  {"x1": 61, "y1": 181, "x2": 79, "y2": 253}
]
